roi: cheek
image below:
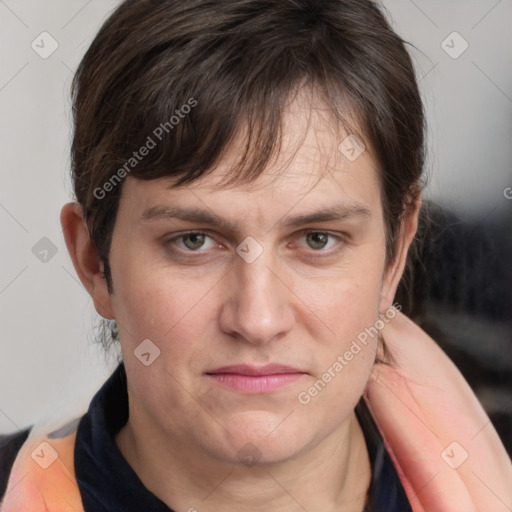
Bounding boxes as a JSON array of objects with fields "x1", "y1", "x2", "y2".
[
  {"x1": 295, "y1": 252, "x2": 384, "y2": 409},
  {"x1": 311, "y1": 250, "x2": 386, "y2": 339},
  {"x1": 108, "y1": 244, "x2": 220, "y2": 350},
  {"x1": 313, "y1": 276, "x2": 381, "y2": 375}
]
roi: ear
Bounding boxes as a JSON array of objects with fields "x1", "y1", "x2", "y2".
[
  {"x1": 379, "y1": 194, "x2": 422, "y2": 312},
  {"x1": 60, "y1": 202, "x2": 115, "y2": 319}
]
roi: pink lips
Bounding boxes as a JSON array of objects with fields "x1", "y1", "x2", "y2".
[{"x1": 206, "y1": 364, "x2": 307, "y2": 393}]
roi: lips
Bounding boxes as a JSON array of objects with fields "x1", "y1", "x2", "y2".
[
  {"x1": 205, "y1": 364, "x2": 307, "y2": 393},
  {"x1": 206, "y1": 364, "x2": 306, "y2": 376}
]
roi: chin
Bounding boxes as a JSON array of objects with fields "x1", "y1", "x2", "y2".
[{"x1": 218, "y1": 412, "x2": 310, "y2": 466}]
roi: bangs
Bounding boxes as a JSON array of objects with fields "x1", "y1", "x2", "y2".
[
  {"x1": 83, "y1": 70, "x2": 363, "y2": 199},
  {"x1": 72, "y1": 1, "x2": 378, "y2": 214}
]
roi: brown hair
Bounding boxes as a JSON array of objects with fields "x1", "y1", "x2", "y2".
[{"x1": 70, "y1": 0, "x2": 426, "y2": 351}]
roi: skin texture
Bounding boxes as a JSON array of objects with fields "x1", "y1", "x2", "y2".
[{"x1": 61, "y1": 91, "x2": 420, "y2": 512}]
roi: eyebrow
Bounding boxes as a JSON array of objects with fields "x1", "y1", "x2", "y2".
[{"x1": 140, "y1": 203, "x2": 372, "y2": 232}]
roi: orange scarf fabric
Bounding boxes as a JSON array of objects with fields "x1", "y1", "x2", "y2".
[{"x1": 0, "y1": 429, "x2": 84, "y2": 512}]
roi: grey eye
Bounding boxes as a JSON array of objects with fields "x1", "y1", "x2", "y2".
[
  {"x1": 305, "y1": 232, "x2": 330, "y2": 250},
  {"x1": 182, "y1": 233, "x2": 207, "y2": 250}
]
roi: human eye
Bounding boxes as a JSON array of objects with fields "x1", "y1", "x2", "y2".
[
  {"x1": 294, "y1": 230, "x2": 345, "y2": 259},
  {"x1": 163, "y1": 231, "x2": 220, "y2": 255}
]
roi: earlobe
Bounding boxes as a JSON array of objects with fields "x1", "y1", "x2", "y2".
[
  {"x1": 60, "y1": 202, "x2": 115, "y2": 319},
  {"x1": 379, "y1": 194, "x2": 422, "y2": 312}
]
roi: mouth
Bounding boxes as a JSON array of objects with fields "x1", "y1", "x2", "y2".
[{"x1": 205, "y1": 364, "x2": 307, "y2": 393}]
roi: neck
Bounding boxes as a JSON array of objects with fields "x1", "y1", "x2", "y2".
[{"x1": 115, "y1": 408, "x2": 372, "y2": 512}]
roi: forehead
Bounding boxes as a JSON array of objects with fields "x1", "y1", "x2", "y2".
[
  {"x1": 200, "y1": 88, "x2": 375, "y2": 189},
  {"x1": 120, "y1": 90, "x2": 382, "y2": 221}
]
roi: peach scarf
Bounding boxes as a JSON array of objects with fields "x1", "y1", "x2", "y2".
[{"x1": 0, "y1": 429, "x2": 83, "y2": 511}]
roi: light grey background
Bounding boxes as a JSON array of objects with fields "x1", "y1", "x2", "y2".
[{"x1": 0, "y1": 0, "x2": 511, "y2": 433}]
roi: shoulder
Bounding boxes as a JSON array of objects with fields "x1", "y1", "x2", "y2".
[{"x1": 0, "y1": 427, "x2": 32, "y2": 503}]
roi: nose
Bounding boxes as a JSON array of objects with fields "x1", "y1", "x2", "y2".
[{"x1": 218, "y1": 251, "x2": 295, "y2": 345}]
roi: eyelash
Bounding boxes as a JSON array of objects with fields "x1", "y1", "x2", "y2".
[{"x1": 162, "y1": 230, "x2": 346, "y2": 259}]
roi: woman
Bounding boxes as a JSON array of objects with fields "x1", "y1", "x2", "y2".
[{"x1": 1, "y1": 1, "x2": 511, "y2": 510}]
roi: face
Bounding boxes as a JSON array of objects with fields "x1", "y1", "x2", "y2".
[{"x1": 100, "y1": 93, "x2": 403, "y2": 466}]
